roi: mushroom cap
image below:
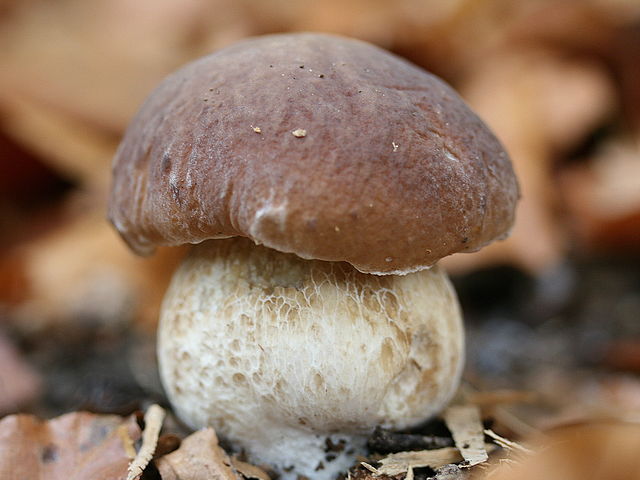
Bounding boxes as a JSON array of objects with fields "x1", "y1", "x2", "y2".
[{"x1": 109, "y1": 33, "x2": 519, "y2": 274}]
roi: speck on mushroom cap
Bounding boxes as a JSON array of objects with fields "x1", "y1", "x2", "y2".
[{"x1": 109, "y1": 33, "x2": 519, "y2": 274}]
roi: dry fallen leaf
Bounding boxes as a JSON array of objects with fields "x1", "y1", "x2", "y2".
[
  {"x1": 230, "y1": 458, "x2": 271, "y2": 480},
  {"x1": 443, "y1": 405, "x2": 488, "y2": 467},
  {"x1": 558, "y1": 138, "x2": 640, "y2": 252},
  {"x1": 156, "y1": 428, "x2": 265, "y2": 480},
  {"x1": 443, "y1": 48, "x2": 614, "y2": 275},
  {"x1": 0, "y1": 0, "x2": 253, "y2": 133},
  {"x1": 0, "y1": 410, "x2": 141, "y2": 480},
  {"x1": 1, "y1": 204, "x2": 184, "y2": 334},
  {"x1": 0, "y1": 94, "x2": 118, "y2": 190}
]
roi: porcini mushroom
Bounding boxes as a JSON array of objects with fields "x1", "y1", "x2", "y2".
[{"x1": 109, "y1": 33, "x2": 519, "y2": 479}]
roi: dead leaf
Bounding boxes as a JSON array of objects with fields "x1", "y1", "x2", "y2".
[
  {"x1": 0, "y1": 94, "x2": 118, "y2": 190},
  {"x1": 443, "y1": 405, "x2": 488, "y2": 467},
  {"x1": 2, "y1": 205, "x2": 184, "y2": 334},
  {"x1": 558, "y1": 139, "x2": 640, "y2": 252},
  {"x1": 230, "y1": 458, "x2": 271, "y2": 480},
  {"x1": 156, "y1": 428, "x2": 243, "y2": 480},
  {"x1": 0, "y1": 410, "x2": 141, "y2": 480},
  {"x1": 0, "y1": 0, "x2": 253, "y2": 133},
  {"x1": 444, "y1": 49, "x2": 614, "y2": 275}
]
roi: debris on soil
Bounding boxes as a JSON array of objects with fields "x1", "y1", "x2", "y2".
[
  {"x1": 291, "y1": 129, "x2": 307, "y2": 137},
  {"x1": 367, "y1": 427, "x2": 454, "y2": 454},
  {"x1": 357, "y1": 398, "x2": 518, "y2": 480},
  {"x1": 431, "y1": 463, "x2": 466, "y2": 480}
]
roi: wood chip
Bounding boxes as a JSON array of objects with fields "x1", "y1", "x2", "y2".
[
  {"x1": 127, "y1": 404, "x2": 166, "y2": 480},
  {"x1": 443, "y1": 405, "x2": 488, "y2": 467},
  {"x1": 292, "y1": 128, "x2": 307, "y2": 137},
  {"x1": 251, "y1": 126, "x2": 262, "y2": 133}
]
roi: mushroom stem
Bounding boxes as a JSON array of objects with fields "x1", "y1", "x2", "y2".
[{"x1": 158, "y1": 238, "x2": 464, "y2": 479}]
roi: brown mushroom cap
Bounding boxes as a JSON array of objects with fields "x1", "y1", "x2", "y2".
[{"x1": 109, "y1": 33, "x2": 518, "y2": 274}]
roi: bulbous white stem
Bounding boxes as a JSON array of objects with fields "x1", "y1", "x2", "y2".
[{"x1": 158, "y1": 238, "x2": 464, "y2": 479}]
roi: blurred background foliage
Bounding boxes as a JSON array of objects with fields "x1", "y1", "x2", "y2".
[{"x1": 0, "y1": 1, "x2": 639, "y2": 478}]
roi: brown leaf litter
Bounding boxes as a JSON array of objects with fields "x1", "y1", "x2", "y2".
[
  {"x1": 0, "y1": 410, "x2": 141, "y2": 480},
  {"x1": 156, "y1": 428, "x2": 270, "y2": 480}
]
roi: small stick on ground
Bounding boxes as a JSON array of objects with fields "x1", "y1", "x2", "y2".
[{"x1": 127, "y1": 404, "x2": 166, "y2": 480}]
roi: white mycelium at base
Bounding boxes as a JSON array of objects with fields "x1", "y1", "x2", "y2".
[{"x1": 158, "y1": 238, "x2": 464, "y2": 479}]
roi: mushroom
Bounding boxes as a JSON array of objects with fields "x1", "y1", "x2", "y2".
[{"x1": 108, "y1": 33, "x2": 519, "y2": 478}]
